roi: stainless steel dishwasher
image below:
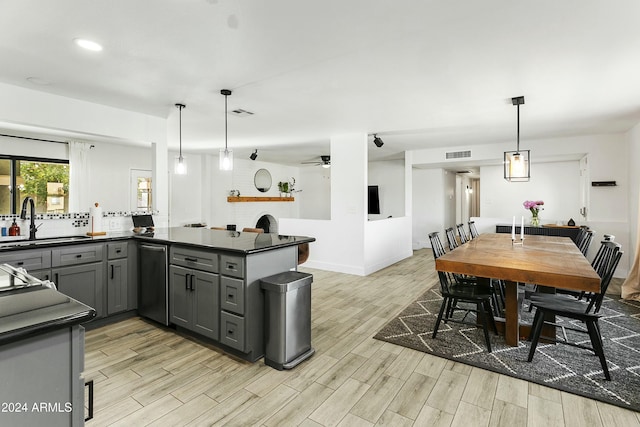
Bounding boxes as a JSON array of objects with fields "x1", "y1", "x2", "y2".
[{"x1": 138, "y1": 243, "x2": 169, "y2": 325}]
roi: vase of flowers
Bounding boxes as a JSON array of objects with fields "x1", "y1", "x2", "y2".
[{"x1": 523, "y1": 200, "x2": 544, "y2": 227}]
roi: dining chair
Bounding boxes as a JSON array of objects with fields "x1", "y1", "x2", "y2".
[
  {"x1": 428, "y1": 231, "x2": 447, "y2": 259},
  {"x1": 445, "y1": 227, "x2": 459, "y2": 251},
  {"x1": 468, "y1": 221, "x2": 479, "y2": 239},
  {"x1": 577, "y1": 229, "x2": 594, "y2": 256},
  {"x1": 456, "y1": 223, "x2": 469, "y2": 244},
  {"x1": 429, "y1": 231, "x2": 503, "y2": 317},
  {"x1": 432, "y1": 270, "x2": 498, "y2": 352},
  {"x1": 527, "y1": 237, "x2": 616, "y2": 310},
  {"x1": 527, "y1": 242, "x2": 622, "y2": 380}
]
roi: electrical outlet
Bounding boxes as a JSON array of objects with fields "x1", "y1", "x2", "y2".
[{"x1": 109, "y1": 220, "x2": 118, "y2": 230}]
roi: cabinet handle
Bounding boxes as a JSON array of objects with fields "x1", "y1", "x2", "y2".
[
  {"x1": 228, "y1": 330, "x2": 234, "y2": 335},
  {"x1": 76, "y1": 254, "x2": 82, "y2": 258},
  {"x1": 185, "y1": 274, "x2": 190, "y2": 290},
  {"x1": 45, "y1": 274, "x2": 49, "y2": 281},
  {"x1": 228, "y1": 294, "x2": 234, "y2": 300},
  {"x1": 54, "y1": 273, "x2": 59, "y2": 284},
  {"x1": 185, "y1": 257, "x2": 198, "y2": 263},
  {"x1": 85, "y1": 380, "x2": 94, "y2": 421},
  {"x1": 116, "y1": 249, "x2": 121, "y2": 254},
  {"x1": 190, "y1": 274, "x2": 195, "y2": 291},
  {"x1": 110, "y1": 265, "x2": 114, "y2": 279}
]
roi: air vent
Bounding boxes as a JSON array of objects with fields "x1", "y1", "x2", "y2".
[
  {"x1": 445, "y1": 150, "x2": 471, "y2": 159},
  {"x1": 231, "y1": 109, "x2": 254, "y2": 117}
]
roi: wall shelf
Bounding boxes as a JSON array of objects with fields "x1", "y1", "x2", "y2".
[{"x1": 227, "y1": 196, "x2": 295, "y2": 203}]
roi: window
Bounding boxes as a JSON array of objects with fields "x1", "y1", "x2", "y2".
[
  {"x1": 0, "y1": 156, "x2": 69, "y2": 214},
  {"x1": 130, "y1": 169, "x2": 152, "y2": 211}
]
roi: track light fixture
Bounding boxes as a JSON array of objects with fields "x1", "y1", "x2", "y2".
[
  {"x1": 373, "y1": 134, "x2": 384, "y2": 148},
  {"x1": 504, "y1": 96, "x2": 530, "y2": 182},
  {"x1": 250, "y1": 149, "x2": 258, "y2": 161},
  {"x1": 219, "y1": 89, "x2": 233, "y2": 171},
  {"x1": 174, "y1": 103, "x2": 187, "y2": 175}
]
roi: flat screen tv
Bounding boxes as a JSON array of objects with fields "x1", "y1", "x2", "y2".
[{"x1": 368, "y1": 185, "x2": 380, "y2": 214}]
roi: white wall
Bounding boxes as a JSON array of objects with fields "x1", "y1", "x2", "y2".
[
  {"x1": 169, "y1": 151, "x2": 204, "y2": 226},
  {"x1": 412, "y1": 168, "x2": 445, "y2": 249},
  {"x1": 88, "y1": 142, "x2": 153, "y2": 213},
  {"x1": 626, "y1": 123, "x2": 640, "y2": 265},
  {"x1": 481, "y1": 160, "x2": 581, "y2": 223},
  {"x1": 281, "y1": 133, "x2": 413, "y2": 275},
  {"x1": 298, "y1": 166, "x2": 331, "y2": 220},
  {"x1": 193, "y1": 156, "x2": 301, "y2": 231},
  {"x1": 368, "y1": 160, "x2": 405, "y2": 220},
  {"x1": 443, "y1": 170, "x2": 456, "y2": 230}
]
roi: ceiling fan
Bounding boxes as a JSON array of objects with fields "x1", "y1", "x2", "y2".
[{"x1": 301, "y1": 155, "x2": 330, "y2": 168}]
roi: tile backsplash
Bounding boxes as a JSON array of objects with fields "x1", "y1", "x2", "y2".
[{"x1": 0, "y1": 211, "x2": 158, "y2": 239}]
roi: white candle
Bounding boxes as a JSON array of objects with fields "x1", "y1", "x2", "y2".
[
  {"x1": 520, "y1": 216, "x2": 524, "y2": 239},
  {"x1": 512, "y1": 216, "x2": 516, "y2": 240}
]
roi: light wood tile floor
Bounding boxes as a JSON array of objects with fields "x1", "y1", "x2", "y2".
[{"x1": 85, "y1": 249, "x2": 640, "y2": 426}]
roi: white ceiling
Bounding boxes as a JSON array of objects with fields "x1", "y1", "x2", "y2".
[{"x1": 1, "y1": 0, "x2": 640, "y2": 166}]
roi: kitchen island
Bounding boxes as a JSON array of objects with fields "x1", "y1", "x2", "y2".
[{"x1": 133, "y1": 227, "x2": 315, "y2": 362}]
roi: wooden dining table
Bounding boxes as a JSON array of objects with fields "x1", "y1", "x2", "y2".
[{"x1": 435, "y1": 233, "x2": 601, "y2": 346}]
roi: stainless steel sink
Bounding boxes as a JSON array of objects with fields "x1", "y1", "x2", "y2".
[{"x1": 0, "y1": 235, "x2": 91, "y2": 248}]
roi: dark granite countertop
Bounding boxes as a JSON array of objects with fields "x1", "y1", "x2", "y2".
[
  {"x1": 0, "y1": 227, "x2": 315, "y2": 254},
  {"x1": 0, "y1": 282, "x2": 95, "y2": 345},
  {"x1": 131, "y1": 227, "x2": 315, "y2": 254}
]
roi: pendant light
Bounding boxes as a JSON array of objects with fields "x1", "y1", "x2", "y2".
[
  {"x1": 219, "y1": 89, "x2": 233, "y2": 171},
  {"x1": 174, "y1": 103, "x2": 187, "y2": 175},
  {"x1": 504, "y1": 96, "x2": 530, "y2": 182}
]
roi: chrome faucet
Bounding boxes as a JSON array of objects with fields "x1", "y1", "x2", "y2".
[{"x1": 20, "y1": 197, "x2": 37, "y2": 240}]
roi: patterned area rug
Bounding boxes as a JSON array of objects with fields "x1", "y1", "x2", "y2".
[{"x1": 373, "y1": 285, "x2": 640, "y2": 412}]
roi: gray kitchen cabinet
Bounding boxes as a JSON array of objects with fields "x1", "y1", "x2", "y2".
[
  {"x1": 219, "y1": 247, "x2": 297, "y2": 360},
  {"x1": 0, "y1": 247, "x2": 51, "y2": 281},
  {"x1": 169, "y1": 264, "x2": 219, "y2": 340},
  {"x1": 52, "y1": 244, "x2": 105, "y2": 319},
  {"x1": 0, "y1": 325, "x2": 87, "y2": 427},
  {"x1": 126, "y1": 240, "x2": 138, "y2": 310},
  {"x1": 54, "y1": 263, "x2": 105, "y2": 319},
  {"x1": 107, "y1": 241, "x2": 128, "y2": 315}
]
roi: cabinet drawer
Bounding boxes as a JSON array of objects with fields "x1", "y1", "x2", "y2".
[
  {"x1": 220, "y1": 254, "x2": 244, "y2": 278},
  {"x1": 220, "y1": 276, "x2": 245, "y2": 315},
  {"x1": 107, "y1": 242, "x2": 128, "y2": 259},
  {"x1": 52, "y1": 244, "x2": 104, "y2": 267},
  {"x1": 220, "y1": 311, "x2": 245, "y2": 351},
  {"x1": 170, "y1": 246, "x2": 218, "y2": 273},
  {"x1": 0, "y1": 248, "x2": 51, "y2": 271}
]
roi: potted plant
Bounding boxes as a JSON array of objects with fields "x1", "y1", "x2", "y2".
[
  {"x1": 278, "y1": 177, "x2": 296, "y2": 197},
  {"x1": 278, "y1": 181, "x2": 289, "y2": 197}
]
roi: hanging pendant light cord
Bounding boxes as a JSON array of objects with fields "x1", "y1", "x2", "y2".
[
  {"x1": 175, "y1": 103, "x2": 185, "y2": 159},
  {"x1": 224, "y1": 93, "x2": 228, "y2": 152},
  {"x1": 516, "y1": 103, "x2": 520, "y2": 153}
]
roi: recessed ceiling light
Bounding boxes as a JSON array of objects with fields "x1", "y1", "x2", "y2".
[
  {"x1": 26, "y1": 77, "x2": 51, "y2": 85},
  {"x1": 73, "y1": 38, "x2": 103, "y2": 52}
]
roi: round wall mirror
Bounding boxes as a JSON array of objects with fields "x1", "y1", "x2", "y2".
[{"x1": 254, "y1": 169, "x2": 272, "y2": 192}]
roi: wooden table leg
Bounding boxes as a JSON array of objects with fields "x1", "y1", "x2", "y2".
[{"x1": 504, "y1": 280, "x2": 519, "y2": 346}]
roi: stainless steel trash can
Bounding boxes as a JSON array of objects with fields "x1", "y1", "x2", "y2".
[{"x1": 261, "y1": 271, "x2": 315, "y2": 370}]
